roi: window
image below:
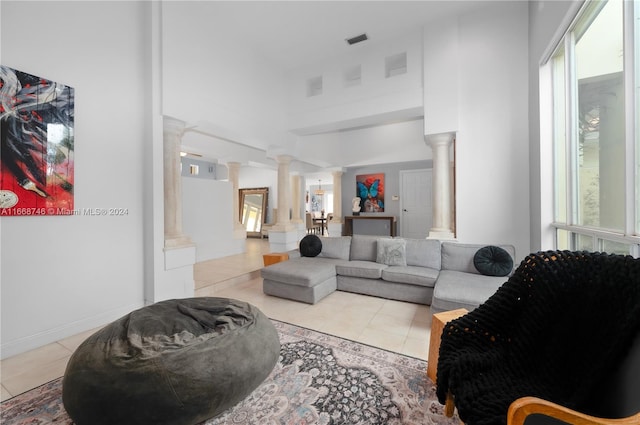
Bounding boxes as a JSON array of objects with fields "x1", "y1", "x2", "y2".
[
  {"x1": 385, "y1": 52, "x2": 407, "y2": 78},
  {"x1": 306, "y1": 76, "x2": 323, "y2": 97},
  {"x1": 344, "y1": 65, "x2": 362, "y2": 87},
  {"x1": 549, "y1": 0, "x2": 640, "y2": 256}
]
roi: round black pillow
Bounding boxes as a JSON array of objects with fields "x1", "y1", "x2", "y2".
[
  {"x1": 300, "y1": 234, "x2": 322, "y2": 257},
  {"x1": 474, "y1": 245, "x2": 513, "y2": 277}
]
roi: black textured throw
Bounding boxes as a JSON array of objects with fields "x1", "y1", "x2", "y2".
[{"x1": 436, "y1": 250, "x2": 640, "y2": 425}]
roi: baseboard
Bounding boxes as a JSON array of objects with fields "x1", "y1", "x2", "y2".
[{"x1": 0, "y1": 302, "x2": 144, "y2": 360}]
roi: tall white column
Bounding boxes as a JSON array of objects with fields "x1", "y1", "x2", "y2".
[
  {"x1": 331, "y1": 170, "x2": 343, "y2": 222},
  {"x1": 227, "y1": 162, "x2": 247, "y2": 238},
  {"x1": 163, "y1": 117, "x2": 193, "y2": 248},
  {"x1": 427, "y1": 132, "x2": 456, "y2": 240},
  {"x1": 329, "y1": 170, "x2": 344, "y2": 237},
  {"x1": 269, "y1": 155, "x2": 298, "y2": 252},
  {"x1": 274, "y1": 155, "x2": 294, "y2": 229},
  {"x1": 291, "y1": 174, "x2": 303, "y2": 224}
]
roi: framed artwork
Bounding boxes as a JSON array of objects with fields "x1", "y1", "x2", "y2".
[
  {"x1": 356, "y1": 173, "x2": 384, "y2": 212},
  {"x1": 310, "y1": 193, "x2": 323, "y2": 212},
  {"x1": 0, "y1": 65, "x2": 75, "y2": 216}
]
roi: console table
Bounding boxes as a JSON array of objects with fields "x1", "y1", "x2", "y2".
[{"x1": 343, "y1": 215, "x2": 397, "y2": 237}]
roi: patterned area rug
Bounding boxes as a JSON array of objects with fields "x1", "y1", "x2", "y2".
[{"x1": 1, "y1": 320, "x2": 460, "y2": 425}]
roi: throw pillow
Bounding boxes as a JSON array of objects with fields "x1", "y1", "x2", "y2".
[
  {"x1": 376, "y1": 238, "x2": 407, "y2": 266},
  {"x1": 473, "y1": 245, "x2": 513, "y2": 276},
  {"x1": 299, "y1": 234, "x2": 322, "y2": 257},
  {"x1": 317, "y1": 236, "x2": 352, "y2": 260}
]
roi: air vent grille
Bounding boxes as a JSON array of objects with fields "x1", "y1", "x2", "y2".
[{"x1": 346, "y1": 33, "x2": 368, "y2": 45}]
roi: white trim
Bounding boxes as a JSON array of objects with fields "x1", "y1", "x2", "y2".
[
  {"x1": 539, "y1": 1, "x2": 586, "y2": 66},
  {"x1": 552, "y1": 222, "x2": 640, "y2": 247},
  {"x1": 623, "y1": 0, "x2": 639, "y2": 236},
  {"x1": 539, "y1": 61, "x2": 555, "y2": 250},
  {"x1": 566, "y1": 33, "x2": 579, "y2": 225},
  {"x1": 0, "y1": 302, "x2": 144, "y2": 360}
]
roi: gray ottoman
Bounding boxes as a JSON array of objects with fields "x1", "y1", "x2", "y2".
[
  {"x1": 62, "y1": 297, "x2": 280, "y2": 425},
  {"x1": 261, "y1": 257, "x2": 338, "y2": 304}
]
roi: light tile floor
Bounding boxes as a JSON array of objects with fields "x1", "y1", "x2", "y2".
[{"x1": 1, "y1": 239, "x2": 432, "y2": 402}]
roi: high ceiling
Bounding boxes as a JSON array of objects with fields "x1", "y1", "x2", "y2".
[
  {"x1": 206, "y1": 1, "x2": 487, "y2": 71},
  {"x1": 179, "y1": 1, "x2": 491, "y2": 170}
]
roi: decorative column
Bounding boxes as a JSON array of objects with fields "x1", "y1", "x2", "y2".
[
  {"x1": 331, "y1": 170, "x2": 343, "y2": 223},
  {"x1": 226, "y1": 162, "x2": 247, "y2": 238},
  {"x1": 160, "y1": 116, "x2": 195, "y2": 302},
  {"x1": 269, "y1": 155, "x2": 298, "y2": 252},
  {"x1": 291, "y1": 174, "x2": 303, "y2": 224},
  {"x1": 274, "y1": 155, "x2": 293, "y2": 228},
  {"x1": 328, "y1": 170, "x2": 343, "y2": 236},
  {"x1": 427, "y1": 132, "x2": 455, "y2": 240},
  {"x1": 163, "y1": 117, "x2": 193, "y2": 248}
]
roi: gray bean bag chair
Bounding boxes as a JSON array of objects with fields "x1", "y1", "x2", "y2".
[{"x1": 62, "y1": 297, "x2": 280, "y2": 425}]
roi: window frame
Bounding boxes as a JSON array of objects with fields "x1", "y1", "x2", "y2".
[{"x1": 547, "y1": 0, "x2": 640, "y2": 257}]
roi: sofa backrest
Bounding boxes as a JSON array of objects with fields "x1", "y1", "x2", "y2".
[
  {"x1": 317, "y1": 236, "x2": 352, "y2": 260},
  {"x1": 403, "y1": 238, "x2": 441, "y2": 270},
  {"x1": 441, "y1": 242, "x2": 516, "y2": 275},
  {"x1": 348, "y1": 235, "x2": 441, "y2": 269},
  {"x1": 349, "y1": 235, "x2": 390, "y2": 261}
]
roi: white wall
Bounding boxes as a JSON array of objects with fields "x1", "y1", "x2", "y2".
[
  {"x1": 183, "y1": 178, "x2": 238, "y2": 262},
  {"x1": 285, "y1": 29, "x2": 424, "y2": 134},
  {"x1": 0, "y1": 1, "x2": 149, "y2": 358},
  {"x1": 451, "y1": 2, "x2": 531, "y2": 260},
  {"x1": 161, "y1": 2, "x2": 287, "y2": 152},
  {"x1": 342, "y1": 160, "x2": 432, "y2": 226},
  {"x1": 297, "y1": 119, "x2": 432, "y2": 168},
  {"x1": 238, "y1": 167, "x2": 278, "y2": 224}
]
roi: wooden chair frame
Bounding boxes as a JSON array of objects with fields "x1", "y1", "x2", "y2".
[{"x1": 507, "y1": 397, "x2": 640, "y2": 425}]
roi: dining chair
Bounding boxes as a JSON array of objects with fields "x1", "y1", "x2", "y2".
[
  {"x1": 305, "y1": 212, "x2": 320, "y2": 234},
  {"x1": 325, "y1": 213, "x2": 334, "y2": 236}
]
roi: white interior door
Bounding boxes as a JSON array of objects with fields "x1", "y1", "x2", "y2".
[{"x1": 399, "y1": 169, "x2": 432, "y2": 239}]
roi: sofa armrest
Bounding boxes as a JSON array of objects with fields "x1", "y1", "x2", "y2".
[{"x1": 287, "y1": 249, "x2": 301, "y2": 259}]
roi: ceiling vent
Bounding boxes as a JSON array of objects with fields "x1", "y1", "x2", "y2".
[{"x1": 346, "y1": 33, "x2": 368, "y2": 45}]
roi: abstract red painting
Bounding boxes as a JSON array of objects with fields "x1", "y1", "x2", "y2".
[{"x1": 0, "y1": 66, "x2": 74, "y2": 216}]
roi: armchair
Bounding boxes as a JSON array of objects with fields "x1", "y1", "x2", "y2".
[
  {"x1": 436, "y1": 251, "x2": 640, "y2": 425},
  {"x1": 507, "y1": 397, "x2": 640, "y2": 425}
]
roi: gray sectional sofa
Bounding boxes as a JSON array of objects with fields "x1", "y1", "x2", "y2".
[{"x1": 261, "y1": 234, "x2": 516, "y2": 314}]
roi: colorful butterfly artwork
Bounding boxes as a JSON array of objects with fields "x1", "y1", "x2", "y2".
[
  {"x1": 355, "y1": 173, "x2": 384, "y2": 212},
  {"x1": 357, "y1": 179, "x2": 379, "y2": 199}
]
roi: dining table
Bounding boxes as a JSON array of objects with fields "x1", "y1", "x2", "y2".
[{"x1": 313, "y1": 216, "x2": 327, "y2": 236}]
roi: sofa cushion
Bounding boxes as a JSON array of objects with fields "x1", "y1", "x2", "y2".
[
  {"x1": 318, "y1": 236, "x2": 351, "y2": 260},
  {"x1": 376, "y1": 238, "x2": 407, "y2": 266},
  {"x1": 350, "y1": 235, "x2": 389, "y2": 261},
  {"x1": 382, "y1": 266, "x2": 439, "y2": 287},
  {"x1": 336, "y1": 260, "x2": 388, "y2": 279},
  {"x1": 441, "y1": 242, "x2": 516, "y2": 275},
  {"x1": 300, "y1": 234, "x2": 322, "y2": 257},
  {"x1": 260, "y1": 257, "x2": 337, "y2": 287},
  {"x1": 473, "y1": 245, "x2": 513, "y2": 276},
  {"x1": 431, "y1": 270, "x2": 507, "y2": 313},
  {"x1": 404, "y1": 238, "x2": 442, "y2": 269}
]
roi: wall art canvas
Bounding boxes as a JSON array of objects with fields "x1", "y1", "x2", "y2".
[
  {"x1": 0, "y1": 65, "x2": 74, "y2": 216},
  {"x1": 356, "y1": 173, "x2": 384, "y2": 212}
]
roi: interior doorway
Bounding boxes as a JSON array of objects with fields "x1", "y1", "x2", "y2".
[{"x1": 399, "y1": 169, "x2": 432, "y2": 239}]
